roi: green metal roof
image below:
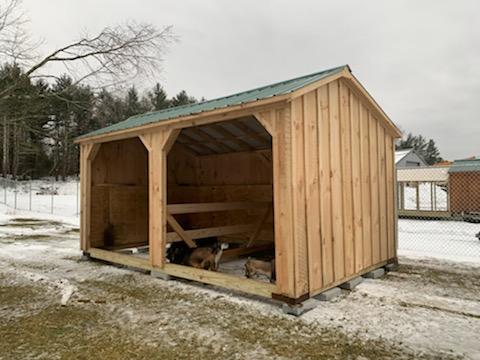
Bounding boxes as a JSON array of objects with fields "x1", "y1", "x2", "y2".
[
  {"x1": 449, "y1": 158, "x2": 480, "y2": 173},
  {"x1": 79, "y1": 65, "x2": 348, "y2": 139}
]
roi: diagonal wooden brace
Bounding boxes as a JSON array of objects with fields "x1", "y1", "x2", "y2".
[{"x1": 166, "y1": 211, "x2": 197, "y2": 248}]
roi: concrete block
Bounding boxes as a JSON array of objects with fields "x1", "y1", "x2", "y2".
[
  {"x1": 80, "y1": 251, "x2": 91, "y2": 261},
  {"x1": 363, "y1": 268, "x2": 385, "y2": 279},
  {"x1": 151, "y1": 270, "x2": 171, "y2": 281},
  {"x1": 385, "y1": 263, "x2": 398, "y2": 272},
  {"x1": 314, "y1": 287, "x2": 341, "y2": 301},
  {"x1": 282, "y1": 298, "x2": 319, "y2": 316},
  {"x1": 339, "y1": 277, "x2": 363, "y2": 290}
]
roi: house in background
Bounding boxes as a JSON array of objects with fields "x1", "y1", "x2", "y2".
[{"x1": 395, "y1": 148, "x2": 427, "y2": 167}]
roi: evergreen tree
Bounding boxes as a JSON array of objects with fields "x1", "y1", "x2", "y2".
[
  {"x1": 396, "y1": 132, "x2": 443, "y2": 165},
  {"x1": 148, "y1": 83, "x2": 170, "y2": 110},
  {"x1": 95, "y1": 89, "x2": 126, "y2": 128},
  {"x1": 124, "y1": 86, "x2": 142, "y2": 118},
  {"x1": 0, "y1": 61, "x2": 204, "y2": 178},
  {"x1": 170, "y1": 90, "x2": 197, "y2": 107},
  {"x1": 424, "y1": 139, "x2": 442, "y2": 165}
]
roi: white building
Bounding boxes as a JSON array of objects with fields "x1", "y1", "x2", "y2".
[{"x1": 395, "y1": 148, "x2": 427, "y2": 167}]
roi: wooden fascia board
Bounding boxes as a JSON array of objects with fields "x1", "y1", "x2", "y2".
[
  {"x1": 75, "y1": 96, "x2": 290, "y2": 145},
  {"x1": 288, "y1": 67, "x2": 351, "y2": 100}
]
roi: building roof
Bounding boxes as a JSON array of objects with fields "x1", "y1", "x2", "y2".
[
  {"x1": 448, "y1": 158, "x2": 480, "y2": 173},
  {"x1": 395, "y1": 149, "x2": 412, "y2": 164},
  {"x1": 397, "y1": 166, "x2": 450, "y2": 182},
  {"x1": 79, "y1": 65, "x2": 348, "y2": 140}
]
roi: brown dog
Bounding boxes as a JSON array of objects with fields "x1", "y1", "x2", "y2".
[
  {"x1": 185, "y1": 243, "x2": 228, "y2": 271},
  {"x1": 245, "y1": 258, "x2": 275, "y2": 283}
]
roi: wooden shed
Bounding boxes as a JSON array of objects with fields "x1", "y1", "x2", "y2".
[
  {"x1": 76, "y1": 65, "x2": 401, "y2": 304},
  {"x1": 449, "y1": 159, "x2": 480, "y2": 214}
]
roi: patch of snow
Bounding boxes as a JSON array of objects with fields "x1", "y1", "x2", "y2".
[{"x1": 398, "y1": 219, "x2": 480, "y2": 264}]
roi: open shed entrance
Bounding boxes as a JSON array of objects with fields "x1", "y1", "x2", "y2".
[
  {"x1": 88, "y1": 115, "x2": 276, "y2": 287},
  {"x1": 89, "y1": 137, "x2": 149, "y2": 250},
  {"x1": 165, "y1": 115, "x2": 275, "y2": 283}
]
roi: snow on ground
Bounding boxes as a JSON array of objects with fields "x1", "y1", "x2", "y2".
[
  {"x1": 398, "y1": 219, "x2": 480, "y2": 265},
  {"x1": 0, "y1": 207, "x2": 478, "y2": 358},
  {"x1": 0, "y1": 178, "x2": 80, "y2": 218}
]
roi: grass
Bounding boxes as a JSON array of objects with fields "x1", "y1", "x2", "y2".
[
  {"x1": 0, "y1": 215, "x2": 469, "y2": 359},
  {"x1": 0, "y1": 271, "x2": 452, "y2": 360}
]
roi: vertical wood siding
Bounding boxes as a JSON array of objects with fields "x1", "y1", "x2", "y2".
[{"x1": 292, "y1": 79, "x2": 397, "y2": 295}]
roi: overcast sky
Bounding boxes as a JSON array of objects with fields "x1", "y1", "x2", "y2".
[{"x1": 23, "y1": 0, "x2": 479, "y2": 160}]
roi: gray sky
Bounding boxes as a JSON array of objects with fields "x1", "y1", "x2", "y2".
[{"x1": 24, "y1": 0, "x2": 480, "y2": 160}]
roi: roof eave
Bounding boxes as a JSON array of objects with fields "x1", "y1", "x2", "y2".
[{"x1": 75, "y1": 94, "x2": 290, "y2": 144}]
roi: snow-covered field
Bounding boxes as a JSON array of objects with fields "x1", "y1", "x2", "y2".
[
  {"x1": 0, "y1": 178, "x2": 80, "y2": 217},
  {"x1": 0, "y1": 210, "x2": 478, "y2": 359},
  {"x1": 398, "y1": 219, "x2": 480, "y2": 264}
]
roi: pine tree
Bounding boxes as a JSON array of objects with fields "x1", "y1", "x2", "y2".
[
  {"x1": 424, "y1": 139, "x2": 443, "y2": 165},
  {"x1": 170, "y1": 90, "x2": 197, "y2": 107},
  {"x1": 148, "y1": 83, "x2": 170, "y2": 110},
  {"x1": 124, "y1": 86, "x2": 142, "y2": 118}
]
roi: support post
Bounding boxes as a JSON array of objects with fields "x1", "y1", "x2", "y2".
[
  {"x1": 80, "y1": 143, "x2": 100, "y2": 251},
  {"x1": 140, "y1": 129, "x2": 180, "y2": 268}
]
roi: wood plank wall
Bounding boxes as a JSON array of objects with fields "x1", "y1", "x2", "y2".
[
  {"x1": 166, "y1": 139, "x2": 274, "y2": 242},
  {"x1": 288, "y1": 79, "x2": 397, "y2": 296},
  {"x1": 89, "y1": 137, "x2": 149, "y2": 248}
]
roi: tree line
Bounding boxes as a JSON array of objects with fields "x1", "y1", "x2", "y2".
[{"x1": 0, "y1": 63, "x2": 198, "y2": 179}]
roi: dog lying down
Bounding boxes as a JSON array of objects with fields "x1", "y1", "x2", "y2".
[
  {"x1": 166, "y1": 238, "x2": 228, "y2": 271},
  {"x1": 245, "y1": 258, "x2": 275, "y2": 283}
]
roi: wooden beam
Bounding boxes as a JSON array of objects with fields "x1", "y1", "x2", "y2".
[
  {"x1": 164, "y1": 263, "x2": 276, "y2": 298},
  {"x1": 166, "y1": 213, "x2": 197, "y2": 248},
  {"x1": 221, "y1": 243, "x2": 274, "y2": 261},
  {"x1": 167, "y1": 224, "x2": 255, "y2": 242},
  {"x1": 89, "y1": 248, "x2": 153, "y2": 270},
  {"x1": 141, "y1": 128, "x2": 180, "y2": 268},
  {"x1": 254, "y1": 110, "x2": 275, "y2": 136},
  {"x1": 88, "y1": 247, "x2": 277, "y2": 298},
  {"x1": 167, "y1": 201, "x2": 271, "y2": 214},
  {"x1": 80, "y1": 143, "x2": 99, "y2": 251},
  {"x1": 247, "y1": 207, "x2": 271, "y2": 247}
]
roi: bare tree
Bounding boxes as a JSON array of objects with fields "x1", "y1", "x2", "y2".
[
  {"x1": 0, "y1": 0, "x2": 175, "y2": 97},
  {"x1": 0, "y1": 0, "x2": 175, "y2": 178}
]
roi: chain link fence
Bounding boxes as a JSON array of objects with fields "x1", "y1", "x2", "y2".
[
  {"x1": 397, "y1": 163, "x2": 480, "y2": 263},
  {"x1": 0, "y1": 176, "x2": 80, "y2": 217},
  {"x1": 0, "y1": 166, "x2": 479, "y2": 264}
]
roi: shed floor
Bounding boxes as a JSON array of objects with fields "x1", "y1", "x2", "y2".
[{"x1": 116, "y1": 245, "x2": 273, "y2": 283}]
